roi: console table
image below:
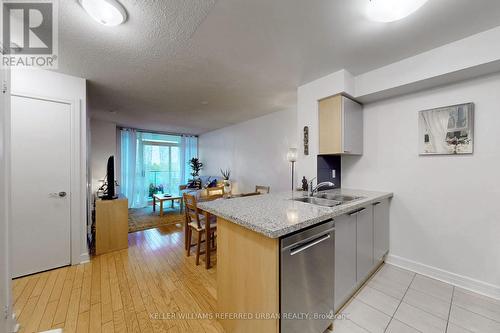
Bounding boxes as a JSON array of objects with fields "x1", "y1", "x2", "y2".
[{"x1": 95, "y1": 197, "x2": 129, "y2": 255}]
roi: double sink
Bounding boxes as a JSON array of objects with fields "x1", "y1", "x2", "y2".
[{"x1": 293, "y1": 193, "x2": 363, "y2": 207}]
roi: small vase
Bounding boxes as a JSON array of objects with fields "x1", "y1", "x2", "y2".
[{"x1": 223, "y1": 180, "x2": 231, "y2": 194}]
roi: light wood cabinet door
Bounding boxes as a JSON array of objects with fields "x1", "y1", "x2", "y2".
[
  {"x1": 319, "y1": 95, "x2": 342, "y2": 154},
  {"x1": 318, "y1": 95, "x2": 363, "y2": 155}
]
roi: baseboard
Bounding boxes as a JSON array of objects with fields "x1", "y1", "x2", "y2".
[
  {"x1": 8, "y1": 312, "x2": 19, "y2": 333},
  {"x1": 386, "y1": 254, "x2": 500, "y2": 301},
  {"x1": 79, "y1": 252, "x2": 90, "y2": 264}
]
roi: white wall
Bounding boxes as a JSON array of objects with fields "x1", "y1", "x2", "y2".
[
  {"x1": 11, "y1": 68, "x2": 89, "y2": 264},
  {"x1": 343, "y1": 73, "x2": 500, "y2": 297},
  {"x1": 199, "y1": 108, "x2": 297, "y2": 193},
  {"x1": 296, "y1": 27, "x2": 500, "y2": 183},
  {"x1": 90, "y1": 119, "x2": 117, "y2": 193},
  {"x1": 296, "y1": 70, "x2": 354, "y2": 182},
  {"x1": 355, "y1": 25, "x2": 500, "y2": 98}
]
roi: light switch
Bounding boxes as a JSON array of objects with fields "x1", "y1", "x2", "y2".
[{"x1": 332, "y1": 170, "x2": 336, "y2": 178}]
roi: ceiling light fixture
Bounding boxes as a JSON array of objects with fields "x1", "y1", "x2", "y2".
[
  {"x1": 79, "y1": 0, "x2": 127, "y2": 26},
  {"x1": 366, "y1": 0, "x2": 429, "y2": 23}
]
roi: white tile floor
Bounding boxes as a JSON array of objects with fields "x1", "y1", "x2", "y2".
[{"x1": 333, "y1": 264, "x2": 500, "y2": 333}]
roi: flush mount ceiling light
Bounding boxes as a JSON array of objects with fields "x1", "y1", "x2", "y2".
[
  {"x1": 79, "y1": 0, "x2": 127, "y2": 26},
  {"x1": 366, "y1": 0, "x2": 429, "y2": 23}
]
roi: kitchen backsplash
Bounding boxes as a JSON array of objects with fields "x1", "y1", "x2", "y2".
[{"x1": 317, "y1": 155, "x2": 341, "y2": 189}]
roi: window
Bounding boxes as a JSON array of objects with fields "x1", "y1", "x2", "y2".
[{"x1": 120, "y1": 129, "x2": 197, "y2": 208}]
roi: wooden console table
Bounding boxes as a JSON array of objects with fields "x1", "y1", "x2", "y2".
[{"x1": 95, "y1": 197, "x2": 129, "y2": 255}]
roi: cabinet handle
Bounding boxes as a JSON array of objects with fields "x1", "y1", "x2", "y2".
[
  {"x1": 373, "y1": 202, "x2": 381, "y2": 206},
  {"x1": 348, "y1": 207, "x2": 366, "y2": 216},
  {"x1": 290, "y1": 234, "x2": 331, "y2": 256}
]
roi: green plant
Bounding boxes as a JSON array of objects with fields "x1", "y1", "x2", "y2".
[
  {"x1": 220, "y1": 168, "x2": 231, "y2": 180},
  {"x1": 148, "y1": 183, "x2": 164, "y2": 197},
  {"x1": 189, "y1": 158, "x2": 203, "y2": 178}
]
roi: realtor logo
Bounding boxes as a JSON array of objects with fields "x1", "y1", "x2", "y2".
[{"x1": 1, "y1": 0, "x2": 58, "y2": 68}]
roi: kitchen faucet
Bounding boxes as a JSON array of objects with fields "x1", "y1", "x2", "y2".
[{"x1": 309, "y1": 177, "x2": 335, "y2": 197}]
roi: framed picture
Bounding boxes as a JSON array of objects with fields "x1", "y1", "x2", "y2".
[{"x1": 418, "y1": 103, "x2": 474, "y2": 155}]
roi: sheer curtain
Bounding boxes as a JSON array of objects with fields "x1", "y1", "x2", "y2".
[
  {"x1": 120, "y1": 129, "x2": 149, "y2": 208},
  {"x1": 180, "y1": 135, "x2": 198, "y2": 187},
  {"x1": 422, "y1": 109, "x2": 451, "y2": 153},
  {"x1": 121, "y1": 130, "x2": 197, "y2": 204}
]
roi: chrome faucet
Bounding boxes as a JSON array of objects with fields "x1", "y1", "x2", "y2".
[{"x1": 309, "y1": 177, "x2": 335, "y2": 197}]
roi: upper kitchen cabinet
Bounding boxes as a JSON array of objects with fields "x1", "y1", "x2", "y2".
[{"x1": 319, "y1": 95, "x2": 363, "y2": 155}]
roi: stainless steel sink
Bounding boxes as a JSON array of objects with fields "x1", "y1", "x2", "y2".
[
  {"x1": 293, "y1": 194, "x2": 364, "y2": 207},
  {"x1": 315, "y1": 193, "x2": 362, "y2": 203},
  {"x1": 293, "y1": 197, "x2": 342, "y2": 207}
]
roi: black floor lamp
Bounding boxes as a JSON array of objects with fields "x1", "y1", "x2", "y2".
[{"x1": 287, "y1": 148, "x2": 298, "y2": 192}]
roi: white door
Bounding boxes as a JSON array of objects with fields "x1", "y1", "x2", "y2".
[{"x1": 11, "y1": 95, "x2": 72, "y2": 278}]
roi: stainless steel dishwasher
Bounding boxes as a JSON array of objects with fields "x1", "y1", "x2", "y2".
[{"x1": 280, "y1": 220, "x2": 335, "y2": 333}]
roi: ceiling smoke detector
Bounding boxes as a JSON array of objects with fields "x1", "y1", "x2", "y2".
[
  {"x1": 79, "y1": 0, "x2": 127, "y2": 26},
  {"x1": 366, "y1": 0, "x2": 429, "y2": 23}
]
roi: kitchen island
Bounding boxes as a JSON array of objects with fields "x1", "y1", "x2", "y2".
[{"x1": 198, "y1": 188, "x2": 393, "y2": 333}]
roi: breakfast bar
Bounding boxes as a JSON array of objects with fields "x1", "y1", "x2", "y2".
[{"x1": 198, "y1": 189, "x2": 393, "y2": 333}]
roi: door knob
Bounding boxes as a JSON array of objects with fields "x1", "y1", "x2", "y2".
[{"x1": 49, "y1": 192, "x2": 67, "y2": 198}]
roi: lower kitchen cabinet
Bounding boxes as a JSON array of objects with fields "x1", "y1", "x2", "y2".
[
  {"x1": 373, "y1": 199, "x2": 390, "y2": 263},
  {"x1": 355, "y1": 206, "x2": 374, "y2": 281},
  {"x1": 334, "y1": 199, "x2": 389, "y2": 312},
  {"x1": 334, "y1": 213, "x2": 357, "y2": 310}
]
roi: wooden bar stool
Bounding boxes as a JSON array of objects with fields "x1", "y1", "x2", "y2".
[{"x1": 183, "y1": 193, "x2": 217, "y2": 266}]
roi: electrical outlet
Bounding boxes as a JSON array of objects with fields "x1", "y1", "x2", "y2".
[{"x1": 331, "y1": 170, "x2": 336, "y2": 178}]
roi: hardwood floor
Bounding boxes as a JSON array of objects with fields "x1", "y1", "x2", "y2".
[{"x1": 13, "y1": 224, "x2": 224, "y2": 333}]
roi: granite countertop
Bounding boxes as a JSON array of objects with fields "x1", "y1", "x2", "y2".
[{"x1": 197, "y1": 188, "x2": 393, "y2": 238}]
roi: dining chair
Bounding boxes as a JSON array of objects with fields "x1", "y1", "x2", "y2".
[
  {"x1": 206, "y1": 185, "x2": 224, "y2": 197},
  {"x1": 240, "y1": 192, "x2": 261, "y2": 197},
  {"x1": 255, "y1": 185, "x2": 270, "y2": 194},
  {"x1": 183, "y1": 193, "x2": 217, "y2": 266}
]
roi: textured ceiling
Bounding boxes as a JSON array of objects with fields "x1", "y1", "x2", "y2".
[{"x1": 57, "y1": 0, "x2": 500, "y2": 134}]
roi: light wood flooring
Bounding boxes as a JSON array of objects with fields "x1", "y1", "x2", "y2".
[{"x1": 13, "y1": 223, "x2": 224, "y2": 333}]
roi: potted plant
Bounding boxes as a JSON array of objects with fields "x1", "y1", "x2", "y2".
[
  {"x1": 189, "y1": 158, "x2": 204, "y2": 189},
  {"x1": 149, "y1": 183, "x2": 165, "y2": 197},
  {"x1": 221, "y1": 168, "x2": 231, "y2": 194}
]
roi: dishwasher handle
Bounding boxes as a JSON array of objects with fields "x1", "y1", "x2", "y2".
[{"x1": 290, "y1": 233, "x2": 332, "y2": 256}]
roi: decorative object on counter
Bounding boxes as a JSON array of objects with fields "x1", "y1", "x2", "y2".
[
  {"x1": 287, "y1": 148, "x2": 298, "y2": 192},
  {"x1": 303, "y1": 126, "x2": 309, "y2": 155},
  {"x1": 301, "y1": 176, "x2": 309, "y2": 192},
  {"x1": 221, "y1": 168, "x2": 232, "y2": 194},
  {"x1": 419, "y1": 103, "x2": 474, "y2": 155}
]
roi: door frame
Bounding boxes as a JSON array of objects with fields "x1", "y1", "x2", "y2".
[
  {"x1": 2, "y1": 66, "x2": 17, "y2": 333},
  {"x1": 10, "y1": 91, "x2": 86, "y2": 267}
]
